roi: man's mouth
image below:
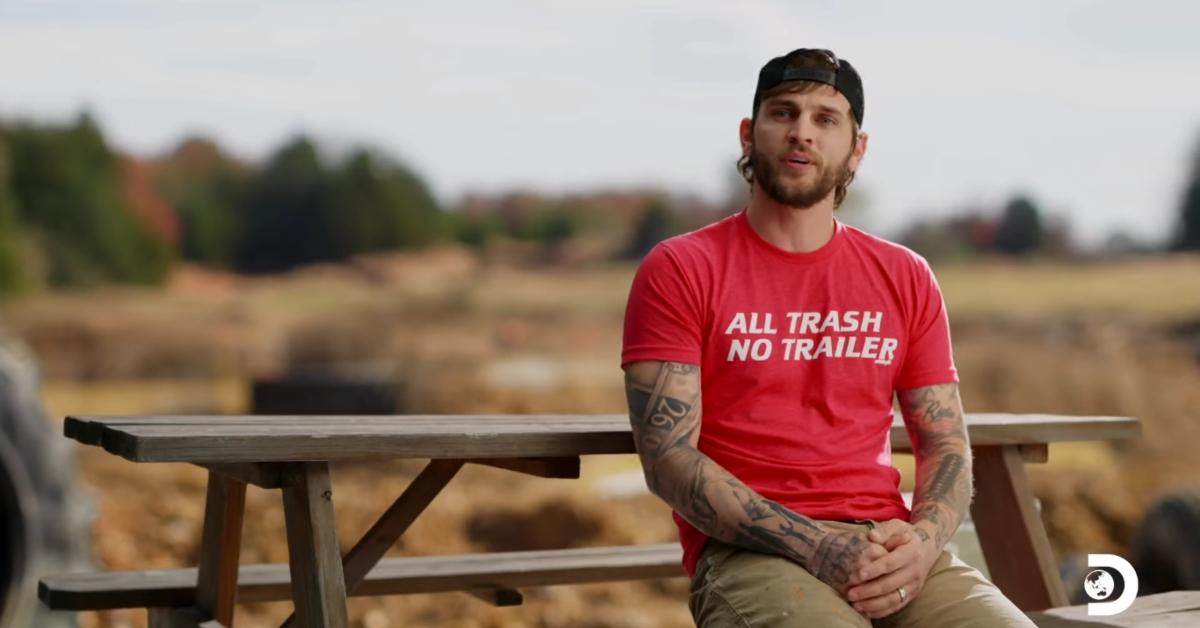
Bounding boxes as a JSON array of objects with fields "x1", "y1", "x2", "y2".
[{"x1": 783, "y1": 154, "x2": 816, "y2": 169}]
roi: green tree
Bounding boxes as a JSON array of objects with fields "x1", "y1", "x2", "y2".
[
  {"x1": 626, "y1": 196, "x2": 680, "y2": 259},
  {"x1": 523, "y1": 204, "x2": 584, "y2": 262},
  {"x1": 525, "y1": 205, "x2": 580, "y2": 243},
  {"x1": 993, "y1": 195, "x2": 1044, "y2": 256},
  {"x1": 155, "y1": 137, "x2": 246, "y2": 267},
  {"x1": 234, "y1": 136, "x2": 334, "y2": 272},
  {"x1": 452, "y1": 212, "x2": 502, "y2": 248},
  {"x1": 326, "y1": 149, "x2": 445, "y2": 255},
  {"x1": 0, "y1": 139, "x2": 26, "y2": 295},
  {"x1": 235, "y1": 139, "x2": 446, "y2": 272},
  {"x1": 385, "y1": 157, "x2": 445, "y2": 248},
  {"x1": 1173, "y1": 137, "x2": 1200, "y2": 251},
  {"x1": 2, "y1": 113, "x2": 170, "y2": 286}
]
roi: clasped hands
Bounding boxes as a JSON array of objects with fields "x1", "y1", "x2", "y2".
[{"x1": 840, "y1": 519, "x2": 941, "y2": 619}]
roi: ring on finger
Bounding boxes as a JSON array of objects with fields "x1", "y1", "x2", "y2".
[{"x1": 897, "y1": 586, "x2": 907, "y2": 603}]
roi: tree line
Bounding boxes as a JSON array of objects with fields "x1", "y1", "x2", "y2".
[
  {"x1": 0, "y1": 114, "x2": 453, "y2": 293},
  {"x1": 1, "y1": 113, "x2": 1197, "y2": 295},
  {"x1": 0, "y1": 113, "x2": 718, "y2": 296}
]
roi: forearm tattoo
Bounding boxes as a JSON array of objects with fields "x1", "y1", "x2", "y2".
[
  {"x1": 901, "y1": 383, "x2": 974, "y2": 550},
  {"x1": 625, "y1": 361, "x2": 841, "y2": 574}
]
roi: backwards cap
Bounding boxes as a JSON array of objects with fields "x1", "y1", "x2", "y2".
[{"x1": 753, "y1": 48, "x2": 865, "y2": 125}]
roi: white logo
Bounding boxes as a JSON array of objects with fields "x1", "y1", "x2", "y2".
[{"x1": 1085, "y1": 554, "x2": 1138, "y2": 616}]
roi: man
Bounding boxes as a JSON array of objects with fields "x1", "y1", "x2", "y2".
[{"x1": 621, "y1": 48, "x2": 1035, "y2": 626}]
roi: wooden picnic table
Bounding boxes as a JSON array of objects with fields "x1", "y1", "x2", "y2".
[{"x1": 44, "y1": 413, "x2": 1140, "y2": 627}]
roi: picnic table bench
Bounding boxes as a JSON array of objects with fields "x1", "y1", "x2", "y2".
[{"x1": 40, "y1": 413, "x2": 1141, "y2": 627}]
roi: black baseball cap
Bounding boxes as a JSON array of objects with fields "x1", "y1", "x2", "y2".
[{"x1": 753, "y1": 48, "x2": 865, "y2": 125}]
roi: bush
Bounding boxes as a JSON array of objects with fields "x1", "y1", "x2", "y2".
[
  {"x1": 993, "y1": 196, "x2": 1044, "y2": 256},
  {"x1": 625, "y1": 196, "x2": 681, "y2": 259}
]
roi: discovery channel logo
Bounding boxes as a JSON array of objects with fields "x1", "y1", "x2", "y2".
[{"x1": 1084, "y1": 554, "x2": 1139, "y2": 616}]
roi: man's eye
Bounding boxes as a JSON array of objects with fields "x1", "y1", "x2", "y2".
[
  {"x1": 773, "y1": 109, "x2": 794, "y2": 119},
  {"x1": 820, "y1": 116, "x2": 837, "y2": 125}
]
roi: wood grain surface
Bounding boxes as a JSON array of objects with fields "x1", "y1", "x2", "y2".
[{"x1": 62, "y1": 413, "x2": 1141, "y2": 463}]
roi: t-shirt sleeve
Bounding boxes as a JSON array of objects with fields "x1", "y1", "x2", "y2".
[
  {"x1": 895, "y1": 257, "x2": 959, "y2": 390},
  {"x1": 621, "y1": 243, "x2": 704, "y2": 368}
]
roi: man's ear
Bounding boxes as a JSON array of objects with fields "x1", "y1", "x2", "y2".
[
  {"x1": 739, "y1": 118, "x2": 753, "y2": 157},
  {"x1": 849, "y1": 130, "x2": 869, "y2": 173}
]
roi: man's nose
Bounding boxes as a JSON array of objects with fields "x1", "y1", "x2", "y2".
[{"x1": 787, "y1": 117, "x2": 818, "y2": 145}]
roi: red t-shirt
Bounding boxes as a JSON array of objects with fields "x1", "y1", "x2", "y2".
[{"x1": 621, "y1": 208, "x2": 958, "y2": 576}]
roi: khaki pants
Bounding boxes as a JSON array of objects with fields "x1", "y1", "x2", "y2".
[{"x1": 688, "y1": 520, "x2": 1036, "y2": 627}]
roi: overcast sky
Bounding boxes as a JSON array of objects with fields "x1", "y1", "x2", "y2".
[{"x1": 2, "y1": 0, "x2": 1198, "y2": 245}]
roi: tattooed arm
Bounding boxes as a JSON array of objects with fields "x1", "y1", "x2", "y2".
[
  {"x1": 899, "y1": 382, "x2": 973, "y2": 552},
  {"x1": 842, "y1": 384, "x2": 970, "y2": 617},
  {"x1": 623, "y1": 360, "x2": 886, "y2": 593}
]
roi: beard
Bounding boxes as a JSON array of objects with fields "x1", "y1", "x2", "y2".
[{"x1": 750, "y1": 143, "x2": 853, "y2": 209}]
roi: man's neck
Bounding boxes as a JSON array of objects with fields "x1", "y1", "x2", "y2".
[{"x1": 745, "y1": 190, "x2": 836, "y2": 254}]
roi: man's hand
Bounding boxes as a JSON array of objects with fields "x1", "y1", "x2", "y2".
[
  {"x1": 844, "y1": 519, "x2": 941, "y2": 619},
  {"x1": 808, "y1": 527, "x2": 890, "y2": 596}
]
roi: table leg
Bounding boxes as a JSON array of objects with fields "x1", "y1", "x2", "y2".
[
  {"x1": 147, "y1": 472, "x2": 247, "y2": 628},
  {"x1": 970, "y1": 444, "x2": 1069, "y2": 611},
  {"x1": 280, "y1": 462, "x2": 348, "y2": 628},
  {"x1": 279, "y1": 459, "x2": 464, "y2": 628},
  {"x1": 197, "y1": 473, "x2": 247, "y2": 626}
]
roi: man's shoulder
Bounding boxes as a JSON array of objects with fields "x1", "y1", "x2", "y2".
[
  {"x1": 841, "y1": 222, "x2": 932, "y2": 271},
  {"x1": 651, "y1": 211, "x2": 740, "y2": 262}
]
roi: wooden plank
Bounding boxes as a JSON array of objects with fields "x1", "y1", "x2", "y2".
[
  {"x1": 64, "y1": 413, "x2": 1141, "y2": 434},
  {"x1": 39, "y1": 544, "x2": 684, "y2": 610},
  {"x1": 971, "y1": 445, "x2": 1069, "y2": 612},
  {"x1": 63, "y1": 416, "x2": 106, "y2": 446},
  {"x1": 67, "y1": 415, "x2": 628, "y2": 426},
  {"x1": 63, "y1": 414, "x2": 1141, "y2": 464},
  {"x1": 279, "y1": 462, "x2": 347, "y2": 628},
  {"x1": 195, "y1": 473, "x2": 246, "y2": 627},
  {"x1": 77, "y1": 415, "x2": 631, "y2": 463},
  {"x1": 96, "y1": 426, "x2": 633, "y2": 464},
  {"x1": 279, "y1": 459, "x2": 464, "y2": 628},
  {"x1": 470, "y1": 457, "x2": 580, "y2": 479},
  {"x1": 199, "y1": 463, "x2": 285, "y2": 489}
]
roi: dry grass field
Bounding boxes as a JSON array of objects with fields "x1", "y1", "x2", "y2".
[{"x1": 4, "y1": 247, "x2": 1198, "y2": 627}]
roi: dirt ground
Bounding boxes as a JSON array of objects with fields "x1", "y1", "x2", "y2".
[{"x1": 6, "y1": 248, "x2": 1199, "y2": 627}]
